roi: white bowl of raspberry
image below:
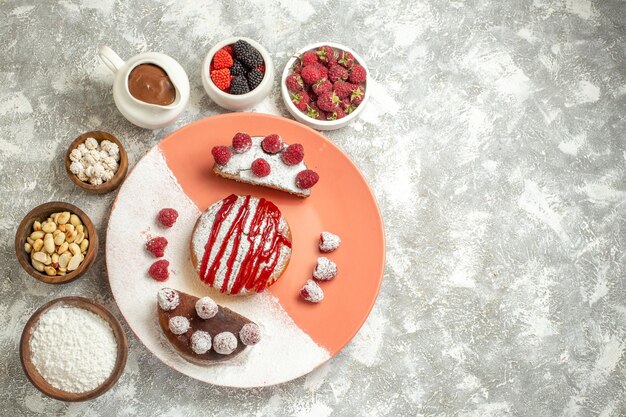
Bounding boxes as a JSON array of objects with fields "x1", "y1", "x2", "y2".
[
  {"x1": 281, "y1": 42, "x2": 369, "y2": 131},
  {"x1": 202, "y1": 37, "x2": 274, "y2": 111}
]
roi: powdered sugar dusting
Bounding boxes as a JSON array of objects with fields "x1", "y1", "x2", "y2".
[{"x1": 107, "y1": 147, "x2": 329, "y2": 387}]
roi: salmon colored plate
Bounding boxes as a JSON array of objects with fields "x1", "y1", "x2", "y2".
[{"x1": 107, "y1": 113, "x2": 385, "y2": 386}]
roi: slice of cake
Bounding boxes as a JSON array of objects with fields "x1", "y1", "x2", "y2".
[
  {"x1": 190, "y1": 194, "x2": 292, "y2": 295},
  {"x1": 211, "y1": 132, "x2": 320, "y2": 198},
  {"x1": 157, "y1": 287, "x2": 261, "y2": 364}
]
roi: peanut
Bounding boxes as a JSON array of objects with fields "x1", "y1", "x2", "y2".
[
  {"x1": 65, "y1": 224, "x2": 75, "y2": 233},
  {"x1": 80, "y1": 239, "x2": 89, "y2": 253},
  {"x1": 43, "y1": 235, "x2": 55, "y2": 254},
  {"x1": 54, "y1": 232, "x2": 65, "y2": 246},
  {"x1": 41, "y1": 221, "x2": 56, "y2": 233},
  {"x1": 69, "y1": 243, "x2": 81, "y2": 256},
  {"x1": 66, "y1": 230, "x2": 77, "y2": 243},
  {"x1": 51, "y1": 213, "x2": 60, "y2": 223},
  {"x1": 33, "y1": 239, "x2": 44, "y2": 252},
  {"x1": 56, "y1": 241, "x2": 69, "y2": 254},
  {"x1": 24, "y1": 243, "x2": 32, "y2": 253},
  {"x1": 30, "y1": 231, "x2": 44, "y2": 240},
  {"x1": 57, "y1": 224, "x2": 66, "y2": 232},
  {"x1": 26, "y1": 237, "x2": 34, "y2": 245},
  {"x1": 70, "y1": 214, "x2": 81, "y2": 227},
  {"x1": 76, "y1": 224, "x2": 84, "y2": 235},
  {"x1": 51, "y1": 253, "x2": 59, "y2": 265},
  {"x1": 57, "y1": 211, "x2": 70, "y2": 225},
  {"x1": 67, "y1": 253, "x2": 81, "y2": 271},
  {"x1": 75, "y1": 232, "x2": 84, "y2": 245},
  {"x1": 44, "y1": 266, "x2": 56, "y2": 276},
  {"x1": 33, "y1": 221, "x2": 42, "y2": 231},
  {"x1": 58, "y1": 252, "x2": 71, "y2": 269},
  {"x1": 32, "y1": 251, "x2": 50, "y2": 265},
  {"x1": 31, "y1": 259, "x2": 45, "y2": 272}
]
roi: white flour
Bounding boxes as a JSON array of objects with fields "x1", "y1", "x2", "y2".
[{"x1": 29, "y1": 305, "x2": 117, "y2": 393}]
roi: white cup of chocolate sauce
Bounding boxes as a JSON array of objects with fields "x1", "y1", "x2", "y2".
[{"x1": 99, "y1": 46, "x2": 190, "y2": 129}]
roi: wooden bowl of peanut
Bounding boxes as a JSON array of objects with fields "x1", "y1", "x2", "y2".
[
  {"x1": 65, "y1": 131, "x2": 128, "y2": 194},
  {"x1": 15, "y1": 202, "x2": 98, "y2": 284}
]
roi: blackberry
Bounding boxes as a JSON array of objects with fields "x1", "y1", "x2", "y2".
[
  {"x1": 233, "y1": 40, "x2": 263, "y2": 69},
  {"x1": 230, "y1": 76, "x2": 250, "y2": 95},
  {"x1": 246, "y1": 69, "x2": 264, "y2": 90},
  {"x1": 230, "y1": 59, "x2": 246, "y2": 76}
]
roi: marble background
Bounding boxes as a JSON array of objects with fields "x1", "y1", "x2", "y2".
[{"x1": 1, "y1": 0, "x2": 625, "y2": 415}]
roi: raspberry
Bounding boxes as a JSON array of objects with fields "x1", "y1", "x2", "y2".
[
  {"x1": 350, "y1": 84, "x2": 365, "y2": 105},
  {"x1": 312, "y1": 78, "x2": 332, "y2": 96},
  {"x1": 328, "y1": 65, "x2": 348, "y2": 83},
  {"x1": 239, "y1": 323, "x2": 261, "y2": 346},
  {"x1": 257, "y1": 64, "x2": 265, "y2": 73},
  {"x1": 337, "y1": 51, "x2": 355, "y2": 68},
  {"x1": 261, "y1": 134, "x2": 284, "y2": 154},
  {"x1": 285, "y1": 74, "x2": 304, "y2": 92},
  {"x1": 212, "y1": 48, "x2": 233, "y2": 70},
  {"x1": 319, "y1": 231, "x2": 341, "y2": 252},
  {"x1": 300, "y1": 279, "x2": 324, "y2": 303},
  {"x1": 251, "y1": 158, "x2": 271, "y2": 177},
  {"x1": 342, "y1": 98, "x2": 356, "y2": 114},
  {"x1": 315, "y1": 63, "x2": 328, "y2": 79},
  {"x1": 146, "y1": 236, "x2": 168, "y2": 257},
  {"x1": 316, "y1": 45, "x2": 335, "y2": 65},
  {"x1": 295, "y1": 169, "x2": 319, "y2": 189},
  {"x1": 300, "y1": 65, "x2": 322, "y2": 85},
  {"x1": 301, "y1": 50, "x2": 319, "y2": 65},
  {"x1": 349, "y1": 64, "x2": 367, "y2": 84},
  {"x1": 290, "y1": 90, "x2": 310, "y2": 111},
  {"x1": 317, "y1": 91, "x2": 341, "y2": 112},
  {"x1": 313, "y1": 257, "x2": 337, "y2": 281},
  {"x1": 305, "y1": 103, "x2": 325, "y2": 120},
  {"x1": 326, "y1": 108, "x2": 346, "y2": 120},
  {"x1": 212, "y1": 145, "x2": 232, "y2": 166},
  {"x1": 148, "y1": 259, "x2": 170, "y2": 282},
  {"x1": 210, "y1": 68, "x2": 231, "y2": 91},
  {"x1": 333, "y1": 81, "x2": 354, "y2": 99},
  {"x1": 232, "y1": 132, "x2": 252, "y2": 153},
  {"x1": 281, "y1": 143, "x2": 305, "y2": 165},
  {"x1": 222, "y1": 44, "x2": 234, "y2": 57},
  {"x1": 292, "y1": 61, "x2": 303, "y2": 74},
  {"x1": 157, "y1": 208, "x2": 179, "y2": 228}
]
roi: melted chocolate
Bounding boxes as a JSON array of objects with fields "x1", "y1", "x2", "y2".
[{"x1": 128, "y1": 64, "x2": 176, "y2": 106}]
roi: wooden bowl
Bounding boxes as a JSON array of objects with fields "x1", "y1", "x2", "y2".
[
  {"x1": 20, "y1": 296, "x2": 128, "y2": 402},
  {"x1": 15, "y1": 202, "x2": 99, "y2": 284},
  {"x1": 65, "y1": 131, "x2": 128, "y2": 194}
]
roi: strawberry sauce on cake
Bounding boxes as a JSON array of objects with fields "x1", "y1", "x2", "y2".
[{"x1": 191, "y1": 194, "x2": 292, "y2": 295}]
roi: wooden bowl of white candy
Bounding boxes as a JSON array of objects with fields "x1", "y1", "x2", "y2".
[{"x1": 65, "y1": 131, "x2": 128, "y2": 194}]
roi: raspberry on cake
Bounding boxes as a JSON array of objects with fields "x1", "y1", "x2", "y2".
[
  {"x1": 191, "y1": 195, "x2": 293, "y2": 295},
  {"x1": 211, "y1": 133, "x2": 319, "y2": 197}
]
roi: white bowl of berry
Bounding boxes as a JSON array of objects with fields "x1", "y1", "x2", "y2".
[
  {"x1": 281, "y1": 42, "x2": 368, "y2": 130},
  {"x1": 202, "y1": 37, "x2": 274, "y2": 111}
]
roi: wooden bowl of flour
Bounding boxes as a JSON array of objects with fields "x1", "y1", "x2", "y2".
[{"x1": 20, "y1": 297, "x2": 128, "y2": 401}]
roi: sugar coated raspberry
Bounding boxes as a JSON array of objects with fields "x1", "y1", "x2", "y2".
[
  {"x1": 195, "y1": 296, "x2": 218, "y2": 319},
  {"x1": 313, "y1": 257, "x2": 337, "y2": 281},
  {"x1": 300, "y1": 279, "x2": 324, "y2": 303},
  {"x1": 157, "y1": 287, "x2": 179, "y2": 311},
  {"x1": 281, "y1": 143, "x2": 304, "y2": 166},
  {"x1": 239, "y1": 323, "x2": 261, "y2": 346},
  {"x1": 191, "y1": 331, "x2": 212, "y2": 354},
  {"x1": 232, "y1": 132, "x2": 252, "y2": 153},
  {"x1": 296, "y1": 169, "x2": 319, "y2": 189},
  {"x1": 213, "y1": 331, "x2": 238, "y2": 355},
  {"x1": 261, "y1": 134, "x2": 284, "y2": 154},
  {"x1": 149, "y1": 259, "x2": 170, "y2": 281},
  {"x1": 146, "y1": 236, "x2": 168, "y2": 257},
  {"x1": 157, "y1": 208, "x2": 178, "y2": 228},
  {"x1": 251, "y1": 158, "x2": 271, "y2": 177},
  {"x1": 211, "y1": 146, "x2": 231, "y2": 166},
  {"x1": 319, "y1": 231, "x2": 341, "y2": 252},
  {"x1": 168, "y1": 315, "x2": 189, "y2": 335}
]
